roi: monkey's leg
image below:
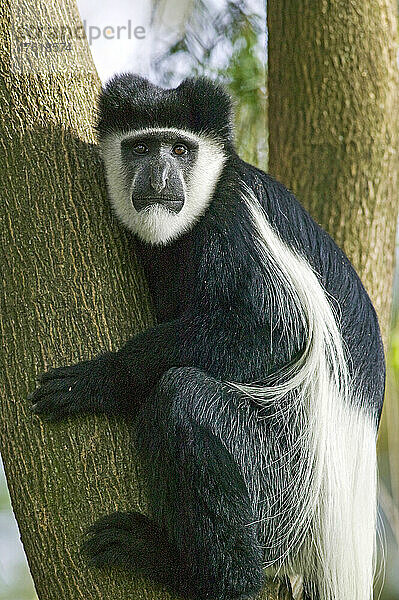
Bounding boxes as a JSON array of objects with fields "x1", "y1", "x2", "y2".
[{"x1": 84, "y1": 366, "x2": 265, "y2": 600}]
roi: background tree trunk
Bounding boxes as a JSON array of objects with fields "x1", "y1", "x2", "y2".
[
  {"x1": 267, "y1": 0, "x2": 399, "y2": 343},
  {"x1": 0, "y1": 0, "x2": 289, "y2": 598}
]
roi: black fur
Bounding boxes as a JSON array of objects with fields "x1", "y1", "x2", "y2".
[
  {"x1": 97, "y1": 73, "x2": 234, "y2": 147},
  {"x1": 30, "y1": 75, "x2": 385, "y2": 599}
]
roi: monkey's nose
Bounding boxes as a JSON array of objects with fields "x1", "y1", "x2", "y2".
[{"x1": 150, "y1": 164, "x2": 169, "y2": 192}]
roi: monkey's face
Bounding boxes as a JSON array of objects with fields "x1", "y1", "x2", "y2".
[
  {"x1": 122, "y1": 131, "x2": 196, "y2": 214},
  {"x1": 101, "y1": 127, "x2": 226, "y2": 245}
]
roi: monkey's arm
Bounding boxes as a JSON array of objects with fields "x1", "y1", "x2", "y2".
[{"x1": 29, "y1": 316, "x2": 202, "y2": 421}]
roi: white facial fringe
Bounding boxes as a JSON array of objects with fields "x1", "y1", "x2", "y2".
[
  {"x1": 100, "y1": 127, "x2": 227, "y2": 245},
  {"x1": 229, "y1": 186, "x2": 377, "y2": 600}
]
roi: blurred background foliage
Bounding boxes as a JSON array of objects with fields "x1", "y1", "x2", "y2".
[
  {"x1": 1, "y1": 0, "x2": 398, "y2": 598},
  {"x1": 150, "y1": 0, "x2": 267, "y2": 167}
]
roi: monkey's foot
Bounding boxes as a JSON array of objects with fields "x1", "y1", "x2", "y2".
[
  {"x1": 81, "y1": 511, "x2": 178, "y2": 582},
  {"x1": 82, "y1": 511, "x2": 263, "y2": 600}
]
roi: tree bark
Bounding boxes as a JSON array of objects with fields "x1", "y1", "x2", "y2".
[
  {"x1": 0, "y1": 0, "x2": 288, "y2": 598},
  {"x1": 267, "y1": 0, "x2": 399, "y2": 343},
  {"x1": 0, "y1": 0, "x2": 165, "y2": 598}
]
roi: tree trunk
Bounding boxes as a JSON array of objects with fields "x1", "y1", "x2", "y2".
[
  {"x1": 267, "y1": 0, "x2": 399, "y2": 343},
  {"x1": 0, "y1": 0, "x2": 165, "y2": 598},
  {"x1": 0, "y1": 0, "x2": 288, "y2": 598}
]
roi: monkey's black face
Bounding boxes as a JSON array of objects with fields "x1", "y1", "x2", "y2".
[
  {"x1": 101, "y1": 126, "x2": 226, "y2": 245},
  {"x1": 121, "y1": 132, "x2": 199, "y2": 215}
]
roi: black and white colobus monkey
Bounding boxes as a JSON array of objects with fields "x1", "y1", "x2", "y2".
[{"x1": 30, "y1": 74, "x2": 385, "y2": 600}]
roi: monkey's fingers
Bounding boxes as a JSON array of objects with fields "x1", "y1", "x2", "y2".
[
  {"x1": 28, "y1": 378, "x2": 82, "y2": 421},
  {"x1": 38, "y1": 364, "x2": 84, "y2": 384},
  {"x1": 30, "y1": 394, "x2": 76, "y2": 421}
]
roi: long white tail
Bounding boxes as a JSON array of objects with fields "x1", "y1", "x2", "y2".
[{"x1": 230, "y1": 187, "x2": 377, "y2": 600}]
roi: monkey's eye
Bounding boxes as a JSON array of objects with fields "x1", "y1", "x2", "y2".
[
  {"x1": 133, "y1": 143, "x2": 149, "y2": 155},
  {"x1": 172, "y1": 144, "x2": 188, "y2": 156}
]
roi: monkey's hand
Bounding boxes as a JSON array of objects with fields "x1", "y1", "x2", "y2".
[
  {"x1": 29, "y1": 353, "x2": 119, "y2": 421},
  {"x1": 29, "y1": 320, "x2": 184, "y2": 422}
]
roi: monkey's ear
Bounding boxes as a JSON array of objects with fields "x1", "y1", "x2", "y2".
[
  {"x1": 96, "y1": 73, "x2": 154, "y2": 138},
  {"x1": 177, "y1": 77, "x2": 234, "y2": 143}
]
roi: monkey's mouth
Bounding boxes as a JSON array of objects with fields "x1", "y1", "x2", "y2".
[{"x1": 132, "y1": 196, "x2": 184, "y2": 214}]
